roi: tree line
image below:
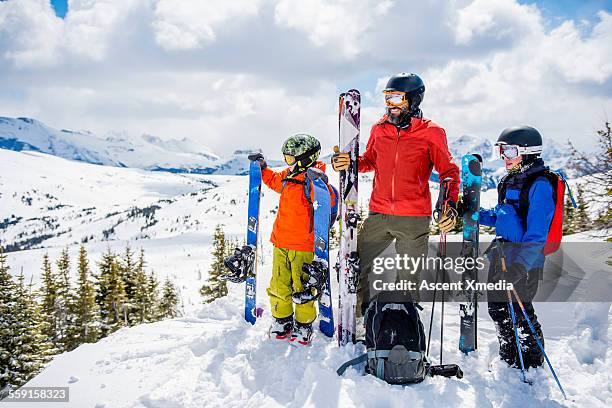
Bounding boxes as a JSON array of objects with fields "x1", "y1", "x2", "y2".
[{"x1": 0, "y1": 245, "x2": 180, "y2": 393}]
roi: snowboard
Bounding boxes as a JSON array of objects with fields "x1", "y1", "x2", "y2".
[
  {"x1": 244, "y1": 160, "x2": 262, "y2": 325},
  {"x1": 459, "y1": 154, "x2": 482, "y2": 353},
  {"x1": 337, "y1": 89, "x2": 360, "y2": 346},
  {"x1": 309, "y1": 169, "x2": 334, "y2": 337}
]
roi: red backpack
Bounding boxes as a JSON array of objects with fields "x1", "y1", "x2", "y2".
[{"x1": 517, "y1": 170, "x2": 576, "y2": 255}]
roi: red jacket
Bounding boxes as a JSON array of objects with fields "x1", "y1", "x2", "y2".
[
  {"x1": 262, "y1": 161, "x2": 336, "y2": 252},
  {"x1": 359, "y1": 115, "x2": 459, "y2": 216}
]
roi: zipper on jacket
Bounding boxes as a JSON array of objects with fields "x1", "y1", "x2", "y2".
[{"x1": 391, "y1": 126, "x2": 401, "y2": 214}]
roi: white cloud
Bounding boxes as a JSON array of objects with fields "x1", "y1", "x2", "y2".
[
  {"x1": 152, "y1": 0, "x2": 263, "y2": 50},
  {"x1": 0, "y1": 0, "x2": 610, "y2": 157},
  {"x1": 274, "y1": 0, "x2": 393, "y2": 58},
  {"x1": 0, "y1": 0, "x2": 63, "y2": 67},
  {"x1": 454, "y1": 0, "x2": 542, "y2": 45}
]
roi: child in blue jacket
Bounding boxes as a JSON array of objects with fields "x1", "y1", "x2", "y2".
[{"x1": 480, "y1": 126, "x2": 556, "y2": 369}]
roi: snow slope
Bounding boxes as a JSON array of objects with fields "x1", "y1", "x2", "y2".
[
  {"x1": 1, "y1": 149, "x2": 610, "y2": 407},
  {"x1": 0, "y1": 286, "x2": 609, "y2": 407}
]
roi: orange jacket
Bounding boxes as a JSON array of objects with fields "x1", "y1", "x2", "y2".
[
  {"x1": 262, "y1": 161, "x2": 335, "y2": 252},
  {"x1": 359, "y1": 115, "x2": 460, "y2": 216}
]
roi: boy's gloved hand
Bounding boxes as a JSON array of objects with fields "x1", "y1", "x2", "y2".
[
  {"x1": 331, "y1": 145, "x2": 351, "y2": 172},
  {"x1": 248, "y1": 152, "x2": 267, "y2": 169}
]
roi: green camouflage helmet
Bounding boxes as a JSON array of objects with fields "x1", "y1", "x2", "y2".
[{"x1": 281, "y1": 134, "x2": 321, "y2": 164}]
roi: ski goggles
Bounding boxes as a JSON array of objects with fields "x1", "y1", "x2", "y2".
[
  {"x1": 284, "y1": 154, "x2": 296, "y2": 165},
  {"x1": 383, "y1": 91, "x2": 408, "y2": 107},
  {"x1": 494, "y1": 143, "x2": 543, "y2": 160}
]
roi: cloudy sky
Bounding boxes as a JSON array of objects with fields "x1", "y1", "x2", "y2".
[{"x1": 0, "y1": 0, "x2": 611, "y2": 158}]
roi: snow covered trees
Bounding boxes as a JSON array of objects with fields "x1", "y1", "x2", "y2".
[
  {"x1": 0, "y1": 245, "x2": 183, "y2": 392},
  {"x1": 0, "y1": 248, "x2": 53, "y2": 392}
]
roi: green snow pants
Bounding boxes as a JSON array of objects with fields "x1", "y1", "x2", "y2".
[{"x1": 267, "y1": 247, "x2": 316, "y2": 324}]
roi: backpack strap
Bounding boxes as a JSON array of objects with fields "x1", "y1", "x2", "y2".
[
  {"x1": 281, "y1": 176, "x2": 314, "y2": 233},
  {"x1": 336, "y1": 353, "x2": 367, "y2": 376},
  {"x1": 517, "y1": 170, "x2": 558, "y2": 223}
]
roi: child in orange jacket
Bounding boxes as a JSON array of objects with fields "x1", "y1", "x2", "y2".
[{"x1": 249, "y1": 134, "x2": 335, "y2": 346}]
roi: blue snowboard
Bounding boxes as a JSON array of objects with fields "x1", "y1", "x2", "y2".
[
  {"x1": 309, "y1": 169, "x2": 334, "y2": 338},
  {"x1": 245, "y1": 161, "x2": 261, "y2": 325}
]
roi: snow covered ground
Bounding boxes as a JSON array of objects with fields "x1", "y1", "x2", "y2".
[{"x1": 1, "y1": 149, "x2": 610, "y2": 407}]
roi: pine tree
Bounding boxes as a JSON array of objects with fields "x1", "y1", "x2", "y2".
[
  {"x1": 159, "y1": 278, "x2": 181, "y2": 319},
  {"x1": 39, "y1": 253, "x2": 58, "y2": 346},
  {"x1": 71, "y1": 246, "x2": 100, "y2": 345},
  {"x1": 145, "y1": 272, "x2": 161, "y2": 322},
  {"x1": 573, "y1": 185, "x2": 591, "y2": 233},
  {"x1": 562, "y1": 191, "x2": 576, "y2": 235},
  {"x1": 97, "y1": 249, "x2": 127, "y2": 335},
  {"x1": 120, "y1": 245, "x2": 137, "y2": 325},
  {"x1": 0, "y1": 247, "x2": 18, "y2": 391},
  {"x1": 0, "y1": 250, "x2": 54, "y2": 391},
  {"x1": 130, "y1": 249, "x2": 150, "y2": 324},
  {"x1": 55, "y1": 248, "x2": 76, "y2": 351},
  {"x1": 200, "y1": 225, "x2": 228, "y2": 303},
  {"x1": 10, "y1": 273, "x2": 54, "y2": 387}
]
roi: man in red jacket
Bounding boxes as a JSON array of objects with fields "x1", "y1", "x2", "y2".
[{"x1": 333, "y1": 73, "x2": 460, "y2": 314}]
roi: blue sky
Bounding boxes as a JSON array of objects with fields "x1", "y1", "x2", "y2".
[{"x1": 50, "y1": 0, "x2": 67, "y2": 18}]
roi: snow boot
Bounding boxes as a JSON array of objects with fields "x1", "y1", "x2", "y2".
[
  {"x1": 269, "y1": 315, "x2": 293, "y2": 341},
  {"x1": 290, "y1": 322, "x2": 313, "y2": 347}
]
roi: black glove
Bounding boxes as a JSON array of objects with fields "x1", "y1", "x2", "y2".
[
  {"x1": 247, "y1": 153, "x2": 267, "y2": 169},
  {"x1": 455, "y1": 198, "x2": 465, "y2": 217},
  {"x1": 506, "y1": 263, "x2": 528, "y2": 287}
]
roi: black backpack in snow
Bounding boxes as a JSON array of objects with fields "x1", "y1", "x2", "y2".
[{"x1": 337, "y1": 296, "x2": 428, "y2": 384}]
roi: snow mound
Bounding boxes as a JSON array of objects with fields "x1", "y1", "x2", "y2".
[{"x1": 6, "y1": 287, "x2": 610, "y2": 407}]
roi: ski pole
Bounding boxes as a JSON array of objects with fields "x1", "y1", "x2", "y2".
[
  {"x1": 497, "y1": 239, "x2": 567, "y2": 399},
  {"x1": 498, "y1": 243, "x2": 530, "y2": 384},
  {"x1": 428, "y1": 177, "x2": 452, "y2": 364},
  {"x1": 510, "y1": 286, "x2": 567, "y2": 399}
]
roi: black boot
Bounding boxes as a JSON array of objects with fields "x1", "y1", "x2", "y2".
[
  {"x1": 518, "y1": 302, "x2": 545, "y2": 369},
  {"x1": 489, "y1": 302, "x2": 518, "y2": 367}
]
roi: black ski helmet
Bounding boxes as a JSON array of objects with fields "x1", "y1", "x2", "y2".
[
  {"x1": 496, "y1": 126, "x2": 543, "y2": 147},
  {"x1": 496, "y1": 126, "x2": 543, "y2": 164},
  {"x1": 384, "y1": 73, "x2": 425, "y2": 122}
]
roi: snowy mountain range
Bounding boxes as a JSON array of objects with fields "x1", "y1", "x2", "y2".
[
  {"x1": 0, "y1": 117, "x2": 282, "y2": 175},
  {"x1": 1, "y1": 117, "x2": 573, "y2": 184}
]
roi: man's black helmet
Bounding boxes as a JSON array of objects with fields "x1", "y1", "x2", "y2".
[
  {"x1": 384, "y1": 73, "x2": 425, "y2": 95},
  {"x1": 496, "y1": 126, "x2": 543, "y2": 147},
  {"x1": 384, "y1": 73, "x2": 425, "y2": 122}
]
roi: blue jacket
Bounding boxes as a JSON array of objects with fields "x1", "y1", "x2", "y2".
[{"x1": 480, "y1": 162, "x2": 555, "y2": 271}]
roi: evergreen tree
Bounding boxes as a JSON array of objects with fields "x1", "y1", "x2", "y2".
[
  {"x1": 97, "y1": 249, "x2": 127, "y2": 335},
  {"x1": 71, "y1": 246, "x2": 100, "y2": 345},
  {"x1": 562, "y1": 191, "x2": 576, "y2": 235},
  {"x1": 10, "y1": 273, "x2": 54, "y2": 387},
  {"x1": 120, "y1": 245, "x2": 137, "y2": 325},
  {"x1": 55, "y1": 248, "x2": 76, "y2": 351},
  {"x1": 0, "y1": 250, "x2": 54, "y2": 391},
  {"x1": 159, "y1": 278, "x2": 181, "y2": 319},
  {"x1": 146, "y1": 272, "x2": 161, "y2": 322},
  {"x1": 39, "y1": 253, "x2": 58, "y2": 345},
  {"x1": 130, "y1": 249, "x2": 150, "y2": 324},
  {"x1": 200, "y1": 225, "x2": 228, "y2": 303},
  {"x1": 0, "y1": 247, "x2": 18, "y2": 391},
  {"x1": 573, "y1": 185, "x2": 591, "y2": 233}
]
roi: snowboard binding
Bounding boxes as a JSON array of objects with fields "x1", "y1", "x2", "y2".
[
  {"x1": 222, "y1": 245, "x2": 255, "y2": 283},
  {"x1": 292, "y1": 260, "x2": 328, "y2": 304}
]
